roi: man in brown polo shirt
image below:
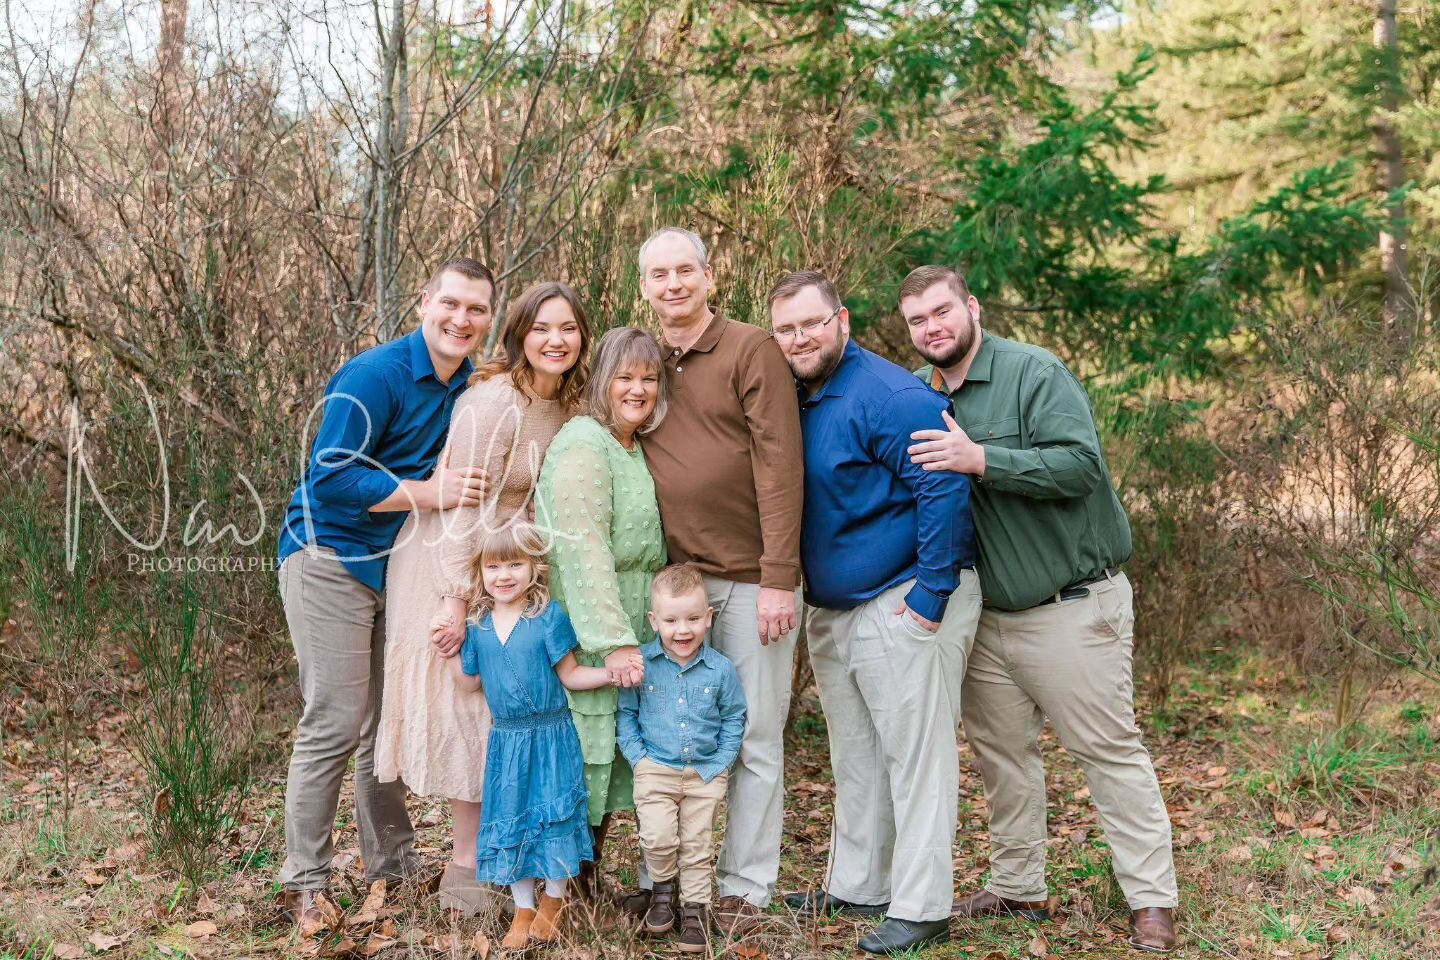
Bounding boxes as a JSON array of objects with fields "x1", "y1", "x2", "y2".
[{"x1": 638, "y1": 227, "x2": 804, "y2": 932}]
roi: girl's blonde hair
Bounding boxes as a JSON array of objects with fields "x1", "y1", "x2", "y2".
[{"x1": 467, "y1": 523, "x2": 551, "y2": 620}]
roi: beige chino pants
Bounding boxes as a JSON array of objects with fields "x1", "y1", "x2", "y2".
[
  {"x1": 633, "y1": 759, "x2": 730, "y2": 904},
  {"x1": 702, "y1": 576, "x2": 800, "y2": 907},
  {"x1": 807, "y1": 573, "x2": 983, "y2": 923},
  {"x1": 962, "y1": 572, "x2": 1178, "y2": 908},
  {"x1": 278, "y1": 547, "x2": 418, "y2": 890}
]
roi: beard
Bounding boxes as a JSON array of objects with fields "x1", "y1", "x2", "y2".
[
  {"x1": 916, "y1": 310, "x2": 977, "y2": 369},
  {"x1": 793, "y1": 337, "x2": 847, "y2": 387}
]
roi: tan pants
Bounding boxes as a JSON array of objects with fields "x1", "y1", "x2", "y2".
[
  {"x1": 278, "y1": 547, "x2": 418, "y2": 890},
  {"x1": 806, "y1": 573, "x2": 983, "y2": 923},
  {"x1": 962, "y1": 572, "x2": 1178, "y2": 908},
  {"x1": 702, "y1": 576, "x2": 800, "y2": 906},
  {"x1": 633, "y1": 758, "x2": 729, "y2": 904}
]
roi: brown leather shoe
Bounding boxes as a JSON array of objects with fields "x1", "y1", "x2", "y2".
[
  {"x1": 281, "y1": 888, "x2": 333, "y2": 935},
  {"x1": 712, "y1": 895, "x2": 762, "y2": 937},
  {"x1": 1129, "y1": 907, "x2": 1176, "y2": 953},
  {"x1": 951, "y1": 889, "x2": 1050, "y2": 922}
]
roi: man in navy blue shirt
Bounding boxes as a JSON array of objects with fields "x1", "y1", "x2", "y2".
[
  {"x1": 276, "y1": 257, "x2": 493, "y2": 923},
  {"x1": 770, "y1": 271, "x2": 981, "y2": 955}
]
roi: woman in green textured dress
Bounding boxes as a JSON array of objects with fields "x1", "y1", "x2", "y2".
[{"x1": 535, "y1": 327, "x2": 669, "y2": 894}]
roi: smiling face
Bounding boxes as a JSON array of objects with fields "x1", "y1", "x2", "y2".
[
  {"x1": 647, "y1": 585, "x2": 714, "y2": 665},
  {"x1": 639, "y1": 232, "x2": 713, "y2": 328},
  {"x1": 480, "y1": 555, "x2": 535, "y2": 608},
  {"x1": 770, "y1": 284, "x2": 850, "y2": 388},
  {"x1": 418, "y1": 270, "x2": 494, "y2": 374},
  {"x1": 523, "y1": 296, "x2": 584, "y2": 395},
  {"x1": 900, "y1": 280, "x2": 979, "y2": 370},
  {"x1": 609, "y1": 362, "x2": 660, "y2": 438}
]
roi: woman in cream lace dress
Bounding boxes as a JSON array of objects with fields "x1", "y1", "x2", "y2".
[{"x1": 376, "y1": 282, "x2": 591, "y2": 912}]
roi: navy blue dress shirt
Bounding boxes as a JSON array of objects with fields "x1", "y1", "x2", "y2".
[
  {"x1": 277, "y1": 329, "x2": 473, "y2": 592},
  {"x1": 799, "y1": 339, "x2": 976, "y2": 621},
  {"x1": 617, "y1": 639, "x2": 747, "y2": 783}
]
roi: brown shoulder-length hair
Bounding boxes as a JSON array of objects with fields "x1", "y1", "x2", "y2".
[
  {"x1": 467, "y1": 524, "x2": 551, "y2": 621},
  {"x1": 472, "y1": 281, "x2": 592, "y2": 411}
]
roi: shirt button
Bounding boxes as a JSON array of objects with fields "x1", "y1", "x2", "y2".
[
  {"x1": 676, "y1": 366, "x2": 683, "y2": 372},
  {"x1": 680, "y1": 722, "x2": 686, "y2": 728},
  {"x1": 678, "y1": 698, "x2": 685, "y2": 705}
]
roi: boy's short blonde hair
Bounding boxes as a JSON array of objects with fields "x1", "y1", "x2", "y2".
[{"x1": 650, "y1": 562, "x2": 707, "y2": 606}]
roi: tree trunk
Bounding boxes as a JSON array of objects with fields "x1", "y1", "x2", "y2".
[
  {"x1": 375, "y1": 0, "x2": 409, "y2": 341},
  {"x1": 1372, "y1": 0, "x2": 1409, "y2": 330}
]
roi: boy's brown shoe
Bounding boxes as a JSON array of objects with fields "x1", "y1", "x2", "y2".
[
  {"x1": 677, "y1": 903, "x2": 709, "y2": 953},
  {"x1": 645, "y1": 879, "x2": 679, "y2": 934}
]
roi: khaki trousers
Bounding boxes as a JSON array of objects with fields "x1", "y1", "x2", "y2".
[
  {"x1": 962, "y1": 572, "x2": 1178, "y2": 908},
  {"x1": 807, "y1": 573, "x2": 982, "y2": 923},
  {"x1": 278, "y1": 548, "x2": 418, "y2": 890},
  {"x1": 703, "y1": 576, "x2": 800, "y2": 907},
  {"x1": 633, "y1": 759, "x2": 730, "y2": 904}
]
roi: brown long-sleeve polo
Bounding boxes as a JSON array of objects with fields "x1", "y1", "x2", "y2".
[{"x1": 643, "y1": 311, "x2": 804, "y2": 590}]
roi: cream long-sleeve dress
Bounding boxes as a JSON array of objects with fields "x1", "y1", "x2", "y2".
[{"x1": 375, "y1": 374, "x2": 571, "y2": 801}]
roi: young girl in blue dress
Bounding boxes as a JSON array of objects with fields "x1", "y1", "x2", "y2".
[{"x1": 441, "y1": 524, "x2": 640, "y2": 949}]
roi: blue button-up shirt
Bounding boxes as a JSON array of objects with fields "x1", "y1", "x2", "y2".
[
  {"x1": 799, "y1": 339, "x2": 976, "y2": 621},
  {"x1": 277, "y1": 329, "x2": 473, "y2": 592},
  {"x1": 617, "y1": 639, "x2": 747, "y2": 782}
]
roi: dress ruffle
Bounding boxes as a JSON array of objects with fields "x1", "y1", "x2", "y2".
[{"x1": 475, "y1": 784, "x2": 593, "y2": 885}]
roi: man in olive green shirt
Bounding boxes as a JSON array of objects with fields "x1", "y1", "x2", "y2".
[{"x1": 899, "y1": 266, "x2": 1177, "y2": 954}]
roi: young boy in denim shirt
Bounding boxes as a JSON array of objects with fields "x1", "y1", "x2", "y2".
[{"x1": 618, "y1": 563, "x2": 747, "y2": 952}]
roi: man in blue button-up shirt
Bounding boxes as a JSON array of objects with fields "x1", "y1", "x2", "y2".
[
  {"x1": 768, "y1": 271, "x2": 982, "y2": 957},
  {"x1": 274, "y1": 257, "x2": 492, "y2": 921},
  {"x1": 618, "y1": 563, "x2": 746, "y2": 950}
]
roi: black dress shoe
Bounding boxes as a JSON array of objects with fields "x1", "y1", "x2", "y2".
[
  {"x1": 783, "y1": 890, "x2": 890, "y2": 918},
  {"x1": 857, "y1": 917, "x2": 951, "y2": 955}
]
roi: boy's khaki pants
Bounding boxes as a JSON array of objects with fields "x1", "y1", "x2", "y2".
[
  {"x1": 805, "y1": 572, "x2": 983, "y2": 923},
  {"x1": 962, "y1": 572, "x2": 1178, "y2": 908},
  {"x1": 632, "y1": 758, "x2": 730, "y2": 904}
]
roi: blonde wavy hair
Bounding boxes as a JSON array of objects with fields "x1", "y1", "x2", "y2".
[{"x1": 466, "y1": 523, "x2": 551, "y2": 620}]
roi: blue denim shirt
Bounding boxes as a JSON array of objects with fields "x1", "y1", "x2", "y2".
[
  {"x1": 617, "y1": 639, "x2": 746, "y2": 782},
  {"x1": 277, "y1": 329, "x2": 473, "y2": 592}
]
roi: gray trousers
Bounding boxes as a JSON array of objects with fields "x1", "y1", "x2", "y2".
[
  {"x1": 278, "y1": 547, "x2": 417, "y2": 890},
  {"x1": 806, "y1": 573, "x2": 982, "y2": 923},
  {"x1": 963, "y1": 572, "x2": 1178, "y2": 908},
  {"x1": 704, "y1": 576, "x2": 800, "y2": 907}
]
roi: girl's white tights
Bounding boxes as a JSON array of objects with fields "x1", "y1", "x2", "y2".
[{"x1": 510, "y1": 878, "x2": 568, "y2": 909}]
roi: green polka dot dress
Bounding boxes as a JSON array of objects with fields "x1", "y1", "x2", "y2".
[{"x1": 536, "y1": 416, "x2": 666, "y2": 825}]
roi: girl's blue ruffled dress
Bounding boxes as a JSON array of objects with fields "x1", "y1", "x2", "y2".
[{"x1": 460, "y1": 603, "x2": 594, "y2": 884}]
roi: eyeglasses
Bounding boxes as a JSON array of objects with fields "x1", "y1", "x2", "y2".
[{"x1": 772, "y1": 305, "x2": 840, "y2": 343}]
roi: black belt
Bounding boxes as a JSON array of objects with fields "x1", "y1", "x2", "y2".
[{"x1": 1039, "y1": 567, "x2": 1119, "y2": 605}]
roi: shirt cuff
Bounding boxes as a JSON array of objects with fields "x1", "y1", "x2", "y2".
[
  {"x1": 695, "y1": 759, "x2": 729, "y2": 783},
  {"x1": 904, "y1": 583, "x2": 948, "y2": 624},
  {"x1": 619, "y1": 742, "x2": 645, "y2": 768},
  {"x1": 360, "y1": 471, "x2": 404, "y2": 510},
  {"x1": 758, "y1": 560, "x2": 801, "y2": 591}
]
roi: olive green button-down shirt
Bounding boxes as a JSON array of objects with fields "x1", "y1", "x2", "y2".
[{"x1": 916, "y1": 333, "x2": 1131, "y2": 611}]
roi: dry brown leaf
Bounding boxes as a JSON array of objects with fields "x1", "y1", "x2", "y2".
[
  {"x1": 1273, "y1": 808, "x2": 1297, "y2": 829},
  {"x1": 733, "y1": 945, "x2": 767, "y2": 960},
  {"x1": 81, "y1": 871, "x2": 107, "y2": 887},
  {"x1": 51, "y1": 944, "x2": 85, "y2": 960},
  {"x1": 197, "y1": 891, "x2": 218, "y2": 915},
  {"x1": 185, "y1": 920, "x2": 219, "y2": 939},
  {"x1": 360, "y1": 938, "x2": 396, "y2": 957},
  {"x1": 1027, "y1": 933, "x2": 1049, "y2": 958},
  {"x1": 471, "y1": 931, "x2": 491, "y2": 959},
  {"x1": 1326, "y1": 924, "x2": 1352, "y2": 944},
  {"x1": 349, "y1": 879, "x2": 388, "y2": 927},
  {"x1": 87, "y1": 932, "x2": 125, "y2": 953},
  {"x1": 1223, "y1": 843, "x2": 1254, "y2": 863}
]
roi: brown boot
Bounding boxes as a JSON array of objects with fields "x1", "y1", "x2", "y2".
[
  {"x1": 501, "y1": 907, "x2": 536, "y2": 950},
  {"x1": 531, "y1": 892, "x2": 567, "y2": 942},
  {"x1": 644, "y1": 879, "x2": 678, "y2": 934},
  {"x1": 1129, "y1": 907, "x2": 1176, "y2": 953},
  {"x1": 575, "y1": 814, "x2": 611, "y2": 902},
  {"x1": 713, "y1": 895, "x2": 763, "y2": 937},
  {"x1": 281, "y1": 889, "x2": 336, "y2": 937},
  {"x1": 951, "y1": 889, "x2": 1050, "y2": 922},
  {"x1": 677, "y1": 903, "x2": 709, "y2": 954}
]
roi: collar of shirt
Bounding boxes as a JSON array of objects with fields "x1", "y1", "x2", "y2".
[
  {"x1": 799, "y1": 338, "x2": 863, "y2": 406},
  {"x1": 406, "y1": 328, "x2": 474, "y2": 388},
  {"x1": 641, "y1": 636, "x2": 716, "y2": 672},
  {"x1": 666, "y1": 308, "x2": 726, "y2": 361},
  {"x1": 924, "y1": 332, "x2": 996, "y2": 393}
]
